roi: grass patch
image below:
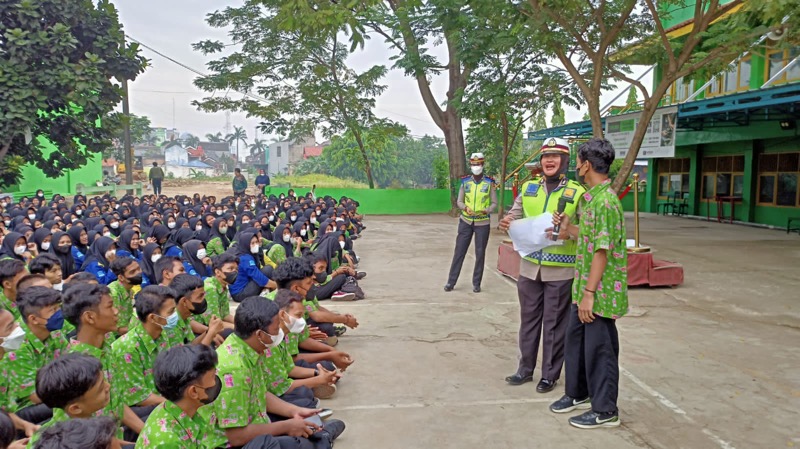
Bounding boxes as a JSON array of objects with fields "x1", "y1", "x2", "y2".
[{"x1": 271, "y1": 174, "x2": 368, "y2": 189}]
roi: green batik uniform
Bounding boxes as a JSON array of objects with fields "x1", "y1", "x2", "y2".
[
  {"x1": 573, "y1": 179, "x2": 629, "y2": 318},
  {"x1": 200, "y1": 277, "x2": 231, "y2": 327},
  {"x1": 8, "y1": 321, "x2": 69, "y2": 412},
  {"x1": 263, "y1": 341, "x2": 294, "y2": 397},
  {"x1": 136, "y1": 401, "x2": 220, "y2": 449},
  {"x1": 0, "y1": 358, "x2": 14, "y2": 412},
  {"x1": 166, "y1": 315, "x2": 195, "y2": 348},
  {"x1": 0, "y1": 290, "x2": 20, "y2": 321},
  {"x1": 26, "y1": 408, "x2": 70, "y2": 448},
  {"x1": 108, "y1": 281, "x2": 135, "y2": 332},
  {"x1": 199, "y1": 334, "x2": 270, "y2": 449},
  {"x1": 285, "y1": 327, "x2": 310, "y2": 357},
  {"x1": 68, "y1": 339, "x2": 125, "y2": 430},
  {"x1": 111, "y1": 323, "x2": 170, "y2": 407},
  {"x1": 206, "y1": 237, "x2": 226, "y2": 258}
]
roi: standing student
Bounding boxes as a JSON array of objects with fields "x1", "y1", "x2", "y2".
[
  {"x1": 549, "y1": 138, "x2": 628, "y2": 429},
  {"x1": 444, "y1": 152, "x2": 497, "y2": 293},
  {"x1": 232, "y1": 169, "x2": 248, "y2": 197},
  {"x1": 255, "y1": 169, "x2": 271, "y2": 196},
  {"x1": 149, "y1": 163, "x2": 164, "y2": 196}
]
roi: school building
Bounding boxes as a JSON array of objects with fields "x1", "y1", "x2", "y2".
[{"x1": 530, "y1": 2, "x2": 800, "y2": 229}]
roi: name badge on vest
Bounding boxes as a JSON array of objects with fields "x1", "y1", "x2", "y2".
[
  {"x1": 524, "y1": 183, "x2": 540, "y2": 197},
  {"x1": 464, "y1": 183, "x2": 472, "y2": 193},
  {"x1": 480, "y1": 182, "x2": 490, "y2": 193},
  {"x1": 562, "y1": 187, "x2": 578, "y2": 201}
]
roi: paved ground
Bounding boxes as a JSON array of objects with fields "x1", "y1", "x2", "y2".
[{"x1": 321, "y1": 213, "x2": 800, "y2": 449}]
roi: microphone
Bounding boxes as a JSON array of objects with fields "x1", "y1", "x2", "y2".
[{"x1": 551, "y1": 196, "x2": 574, "y2": 241}]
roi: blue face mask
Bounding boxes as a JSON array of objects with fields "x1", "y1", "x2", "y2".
[
  {"x1": 164, "y1": 312, "x2": 180, "y2": 330},
  {"x1": 45, "y1": 309, "x2": 65, "y2": 332}
]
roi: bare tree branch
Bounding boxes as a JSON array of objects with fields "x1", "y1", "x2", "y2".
[{"x1": 644, "y1": 0, "x2": 676, "y2": 71}]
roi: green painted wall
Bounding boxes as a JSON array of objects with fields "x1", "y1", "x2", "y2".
[
  {"x1": 269, "y1": 188, "x2": 451, "y2": 215},
  {"x1": 661, "y1": 0, "x2": 738, "y2": 29},
  {"x1": 6, "y1": 137, "x2": 103, "y2": 196}
]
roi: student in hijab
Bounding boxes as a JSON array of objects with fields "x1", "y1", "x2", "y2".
[
  {"x1": 140, "y1": 243, "x2": 162, "y2": 287},
  {"x1": 228, "y1": 232, "x2": 276, "y2": 302},
  {"x1": 149, "y1": 224, "x2": 171, "y2": 248},
  {"x1": 32, "y1": 228, "x2": 52, "y2": 254},
  {"x1": 181, "y1": 240, "x2": 212, "y2": 280},
  {"x1": 163, "y1": 228, "x2": 194, "y2": 258},
  {"x1": 80, "y1": 236, "x2": 118, "y2": 284},
  {"x1": 205, "y1": 218, "x2": 231, "y2": 258},
  {"x1": 67, "y1": 225, "x2": 90, "y2": 271},
  {"x1": 50, "y1": 230, "x2": 76, "y2": 279},
  {"x1": 273, "y1": 224, "x2": 300, "y2": 259},
  {"x1": 0, "y1": 232, "x2": 32, "y2": 262},
  {"x1": 116, "y1": 229, "x2": 142, "y2": 260}
]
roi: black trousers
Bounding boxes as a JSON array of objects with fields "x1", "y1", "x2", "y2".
[
  {"x1": 516, "y1": 274, "x2": 572, "y2": 380},
  {"x1": 295, "y1": 358, "x2": 336, "y2": 372},
  {"x1": 123, "y1": 404, "x2": 157, "y2": 442},
  {"x1": 232, "y1": 266, "x2": 274, "y2": 303},
  {"x1": 564, "y1": 303, "x2": 620, "y2": 414},
  {"x1": 446, "y1": 220, "x2": 490, "y2": 288},
  {"x1": 268, "y1": 386, "x2": 318, "y2": 423},
  {"x1": 307, "y1": 317, "x2": 335, "y2": 338},
  {"x1": 231, "y1": 435, "x2": 314, "y2": 449},
  {"x1": 15, "y1": 403, "x2": 51, "y2": 425},
  {"x1": 307, "y1": 276, "x2": 346, "y2": 302},
  {"x1": 151, "y1": 178, "x2": 162, "y2": 195}
]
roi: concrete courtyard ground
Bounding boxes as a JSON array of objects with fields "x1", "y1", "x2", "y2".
[{"x1": 321, "y1": 212, "x2": 800, "y2": 449}]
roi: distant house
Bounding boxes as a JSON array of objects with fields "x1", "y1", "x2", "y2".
[
  {"x1": 196, "y1": 142, "x2": 233, "y2": 172},
  {"x1": 268, "y1": 135, "x2": 316, "y2": 176},
  {"x1": 303, "y1": 146, "x2": 324, "y2": 159}
]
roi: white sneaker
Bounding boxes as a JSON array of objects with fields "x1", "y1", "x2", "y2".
[{"x1": 331, "y1": 292, "x2": 356, "y2": 301}]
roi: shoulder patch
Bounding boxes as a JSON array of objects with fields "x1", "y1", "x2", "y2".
[{"x1": 484, "y1": 176, "x2": 496, "y2": 184}]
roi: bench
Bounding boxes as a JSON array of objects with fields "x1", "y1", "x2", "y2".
[
  {"x1": 0, "y1": 190, "x2": 54, "y2": 202},
  {"x1": 788, "y1": 217, "x2": 800, "y2": 234},
  {"x1": 76, "y1": 183, "x2": 143, "y2": 197}
]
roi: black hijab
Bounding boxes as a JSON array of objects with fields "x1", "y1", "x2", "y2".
[
  {"x1": 81, "y1": 236, "x2": 116, "y2": 271},
  {"x1": 181, "y1": 240, "x2": 208, "y2": 277},
  {"x1": 0, "y1": 232, "x2": 26, "y2": 261},
  {"x1": 50, "y1": 230, "x2": 76, "y2": 278},
  {"x1": 140, "y1": 243, "x2": 161, "y2": 283},
  {"x1": 68, "y1": 225, "x2": 89, "y2": 255}
]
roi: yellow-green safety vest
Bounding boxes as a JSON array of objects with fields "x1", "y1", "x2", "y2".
[
  {"x1": 462, "y1": 175, "x2": 495, "y2": 222},
  {"x1": 521, "y1": 178, "x2": 585, "y2": 267}
]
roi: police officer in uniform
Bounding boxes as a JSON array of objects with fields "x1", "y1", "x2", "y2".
[
  {"x1": 499, "y1": 138, "x2": 585, "y2": 393},
  {"x1": 445, "y1": 153, "x2": 497, "y2": 293}
]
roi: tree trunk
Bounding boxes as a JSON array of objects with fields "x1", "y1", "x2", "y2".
[
  {"x1": 442, "y1": 109, "x2": 466, "y2": 208},
  {"x1": 498, "y1": 113, "x2": 511, "y2": 221},
  {"x1": 352, "y1": 130, "x2": 376, "y2": 189}
]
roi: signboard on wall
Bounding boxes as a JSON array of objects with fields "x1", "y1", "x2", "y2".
[{"x1": 605, "y1": 106, "x2": 678, "y2": 159}]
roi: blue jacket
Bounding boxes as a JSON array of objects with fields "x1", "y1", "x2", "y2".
[
  {"x1": 164, "y1": 246, "x2": 183, "y2": 259},
  {"x1": 142, "y1": 273, "x2": 152, "y2": 288},
  {"x1": 255, "y1": 175, "x2": 270, "y2": 186},
  {"x1": 72, "y1": 247, "x2": 87, "y2": 272},
  {"x1": 116, "y1": 249, "x2": 141, "y2": 261},
  {"x1": 229, "y1": 254, "x2": 269, "y2": 295},
  {"x1": 183, "y1": 261, "x2": 212, "y2": 280},
  {"x1": 83, "y1": 260, "x2": 117, "y2": 285}
]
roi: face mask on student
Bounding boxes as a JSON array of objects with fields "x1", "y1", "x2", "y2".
[
  {"x1": 28, "y1": 214, "x2": 36, "y2": 220},
  {"x1": 76, "y1": 210, "x2": 83, "y2": 216},
  {"x1": 162, "y1": 312, "x2": 180, "y2": 330},
  {"x1": 250, "y1": 244, "x2": 260, "y2": 254},
  {"x1": 339, "y1": 241, "x2": 345, "y2": 249},
  {"x1": 168, "y1": 222, "x2": 176, "y2": 229},
  {"x1": 196, "y1": 225, "x2": 203, "y2": 232},
  {"x1": 300, "y1": 229, "x2": 307, "y2": 237},
  {"x1": 241, "y1": 220, "x2": 250, "y2": 225},
  {"x1": 223, "y1": 271, "x2": 238, "y2": 285},
  {"x1": 105, "y1": 249, "x2": 116, "y2": 260},
  {"x1": 219, "y1": 226, "x2": 228, "y2": 234},
  {"x1": 199, "y1": 375, "x2": 222, "y2": 405},
  {"x1": 14, "y1": 245, "x2": 26, "y2": 256},
  {"x1": 285, "y1": 314, "x2": 307, "y2": 334},
  {"x1": 45, "y1": 310, "x2": 65, "y2": 332},
  {"x1": 41, "y1": 242, "x2": 51, "y2": 251},
  {"x1": 196, "y1": 249, "x2": 207, "y2": 260},
  {"x1": 216, "y1": 210, "x2": 223, "y2": 216},
  {"x1": 283, "y1": 235, "x2": 291, "y2": 243},
  {"x1": 127, "y1": 274, "x2": 143, "y2": 286},
  {"x1": 0, "y1": 326, "x2": 26, "y2": 351},
  {"x1": 190, "y1": 299, "x2": 208, "y2": 315},
  {"x1": 310, "y1": 217, "x2": 317, "y2": 224},
  {"x1": 290, "y1": 215, "x2": 297, "y2": 222},
  {"x1": 151, "y1": 254, "x2": 162, "y2": 263},
  {"x1": 259, "y1": 328, "x2": 284, "y2": 350},
  {"x1": 314, "y1": 271, "x2": 327, "y2": 283},
  {"x1": 110, "y1": 222, "x2": 119, "y2": 229},
  {"x1": 103, "y1": 232, "x2": 112, "y2": 238},
  {"x1": 269, "y1": 215, "x2": 275, "y2": 222}
]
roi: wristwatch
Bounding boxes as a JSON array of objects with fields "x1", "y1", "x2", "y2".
[{"x1": 314, "y1": 369, "x2": 319, "y2": 376}]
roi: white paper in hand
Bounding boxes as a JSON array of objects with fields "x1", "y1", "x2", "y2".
[{"x1": 508, "y1": 213, "x2": 564, "y2": 257}]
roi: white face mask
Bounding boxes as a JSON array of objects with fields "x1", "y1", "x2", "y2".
[
  {"x1": 41, "y1": 242, "x2": 51, "y2": 251},
  {"x1": 3, "y1": 220, "x2": 9, "y2": 226},
  {"x1": 241, "y1": 220, "x2": 250, "y2": 225},
  {"x1": 196, "y1": 225, "x2": 203, "y2": 232},
  {"x1": 115, "y1": 205, "x2": 120, "y2": 210},
  {"x1": 286, "y1": 314, "x2": 307, "y2": 334},
  {"x1": 216, "y1": 210, "x2": 223, "y2": 216},
  {"x1": 105, "y1": 249, "x2": 116, "y2": 260},
  {"x1": 300, "y1": 229, "x2": 307, "y2": 237},
  {"x1": 76, "y1": 210, "x2": 83, "y2": 216},
  {"x1": 310, "y1": 217, "x2": 317, "y2": 224},
  {"x1": 250, "y1": 244, "x2": 260, "y2": 254},
  {"x1": 14, "y1": 245, "x2": 26, "y2": 255},
  {"x1": 335, "y1": 218, "x2": 344, "y2": 223},
  {"x1": 103, "y1": 232, "x2": 112, "y2": 238},
  {"x1": 151, "y1": 254, "x2": 162, "y2": 263},
  {"x1": 339, "y1": 241, "x2": 345, "y2": 249},
  {"x1": 290, "y1": 216, "x2": 297, "y2": 222},
  {"x1": 110, "y1": 222, "x2": 119, "y2": 229},
  {"x1": 53, "y1": 281, "x2": 64, "y2": 292},
  {"x1": 282, "y1": 235, "x2": 291, "y2": 243},
  {"x1": 71, "y1": 218, "x2": 78, "y2": 223},
  {"x1": 167, "y1": 222, "x2": 176, "y2": 229},
  {"x1": 28, "y1": 214, "x2": 36, "y2": 220},
  {"x1": 184, "y1": 201, "x2": 190, "y2": 205},
  {"x1": 196, "y1": 249, "x2": 207, "y2": 260},
  {"x1": 471, "y1": 165, "x2": 483, "y2": 175},
  {"x1": 0, "y1": 326, "x2": 26, "y2": 351},
  {"x1": 219, "y1": 227, "x2": 228, "y2": 234},
  {"x1": 261, "y1": 328, "x2": 284, "y2": 350}
]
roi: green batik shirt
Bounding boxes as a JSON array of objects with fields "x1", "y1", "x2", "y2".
[
  {"x1": 206, "y1": 237, "x2": 226, "y2": 258},
  {"x1": 111, "y1": 323, "x2": 170, "y2": 407},
  {"x1": 166, "y1": 314, "x2": 195, "y2": 348},
  {"x1": 572, "y1": 179, "x2": 629, "y2": 319},
  {"x1": 200, "y1": 277, "x2": 231, "y2": 327},
  {"x1": 136, "y1": 401, "x2": 221, "y2": 449},
  {"x1": 8, "y1": 321, "x2": 69, "y2": 411},
  {"x1": 286, "y1": 326, "x2": 310, "y2": 357},
  {"x1": 199, "y1": 334, "x2": 269, "y2": 448},
  {"x1": 26, "y1": 408, "x2": 70, "y2": 448},
  {"x1": 68, "y1": 338, "x2": 125, "y2": 427},
  {"x1": 0, "y1": 290, "x2": 20, "y2": 321},
  {"x1": 263, "y1": 340, "x2": 294, "y2": 397},
  {"x1": 0, "y1": 358, "x2": 14, "y2": 412},
  {"x1": 108, "y1": 281, "x2": 135, "y2": 332}
]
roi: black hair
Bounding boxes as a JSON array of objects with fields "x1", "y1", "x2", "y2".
[
  {"x1": 29, "y1": 253, "x2": 61, "y2": 275},
  {"x1": 16, "y1": 274, "x2": 50, "y2": 292},
  {"x1": 577, "y1": 138, "x2": 615, "y2": 175},
  {"x1": 170, "y1": 273, "x2": 204, "y2": 300},
  {"x1": 61, "y1": 283, "x2": 110, "y2": 328},
  {"x1": 36, "y1": 353, "x2": 103, "y2": 409},
  {"x1": 309, "y1": 253, "x2": 328, "y2": 265},
  {"x1": 274, "y1": 289, "x2": 303, "y2": 310},
  {"x1": 212, "y1": 253, "x2": 239, "y2": 271},
  {"x1": 154, "y1": 345, "x2": 218, "y2": 402},
  {"x1": 62, "y1": 272, "x2": 98, "y2": 290},
  {"x1": 271, "y1": 257, "x2": 313, "y2": 289},
  {"x1": 0, "y1": 258, "x2": 26, "y2": 286},
  {"x1": 234, "y1": 296, "x2": 279, "y2": 339},
  {"x1": 16, "y1": 286, "x2": 61, "y2": 324},
  {"x1": 0, "y1": 411, "x2": 13, "y2": 449},
  {"x1": 34, "y1": 417, "x2": 117, "y2": 449},
  {"x1": 154, "y1": 256, "x2": 181, "y2": 284},
  {"x1": 134, "y1": 285, "x2": 177, "y2": 322},
  {"x1": 110, "y1": 257, "x2": 138, "y2": 276}
]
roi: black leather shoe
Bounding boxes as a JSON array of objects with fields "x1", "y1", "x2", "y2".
[
  {"x1": 444, "y1": 284, "x2": 454, "y2": 292},
  {"x1": 314, "y1": 419, "x2": 346, "y2": 444},
  {"x1": 505, "y1": 373, "x2": 533, "y2": 385},
  {"x1": 473, "y1": 286, "x2": 481, "y2": 293},
  {"x1": 536, "y1": 378, "x2": 558, "y2": 393}
]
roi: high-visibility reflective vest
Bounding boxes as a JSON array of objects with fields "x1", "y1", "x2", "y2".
[
  {"x1": 521, "y1": 178, "x2": 585, "y2": 267},
  {"x1": 462, "y1": 175, "x2": 495, "y2": 222}
]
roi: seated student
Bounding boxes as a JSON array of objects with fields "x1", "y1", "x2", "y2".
[
  {"x1": 229, "y1": 232, "x2": 277, "y2": 303},
  {"x1": 135, "y1": 345, "x2": 229, "y2": 448},
  {"x1": 28, "y1": 254, "x2": 64, "y2": 291},
  {"x1": 81, "y1": 237, "x2": 118, "y2": 285},
  {"x1": 273, "y1": 291, "x2": 353, "y2": 374},
  {"x1": 206, "y1": 218, "x2": 231, "y2": 258},
  {"x1": 108, "y1": 258, "x2": 143, "y2": 336},
  {"x1": 201, "y1": 297, "x2": 345, "y2": 449},
  {"x1": 307, "y1": 255, "x2": 361, "y2": 303},
  {"x1": 273, "y1": 258, "x2": 358, "y2": 343},
  {"x1": 181, "y1": 240, "x2": 213, "y2": 280},
  {"x1": 8, "y1": 286, "x2": 68, "y2": 424},
  {"x1": 27, "y1": 353, "x2": 111, "y2": 447},
  {"x1": 15, "y1": 276, "x2": 73, "y2": 340},
  {"x1": 112, "y1": 286, "x2": 174, "y2": 412},
  {"x1": 200, "y1": 254, "x2": 238, "y2": 331},
  {"x1": 0, "y1": 259, "x2": 28, "y2": 320},
  {"x1": 34, "y1": 416, "x2": 121, "y2": 449},
  {"x1": 61, "y1": 272, "x2": 99, "y2": 289},
  {"x1": 166, "y1": 274, "x2": 224, "y2": 348},
  {"x1": 0, "y1": 309, "x2": 38, "y2": 443},
  {"x1": 153, "y1": 257, "x2": 185, "y2": 287},
  {"x1": 61, "y1": 283, "x2": 146, "y2": 440},
  {"x1": 0, "y1": 410, "x2": 26, "y2": 449}
]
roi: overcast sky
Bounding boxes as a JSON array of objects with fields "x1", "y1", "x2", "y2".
[{"x1": 113, "y1": 0, "x2": 650, "y2": 148}]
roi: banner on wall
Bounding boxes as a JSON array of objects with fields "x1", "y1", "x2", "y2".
[{"x1": 605, "y1": 106, "x2": 678, "y2": 159}]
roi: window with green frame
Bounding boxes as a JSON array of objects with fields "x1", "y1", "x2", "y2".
[
  {"x1": 757, "y1": 152, "x2": 800, "y2": 207},
  {"x1": 701, "y1": 155, "x2": 745, "y2": 200},
  {"x1": 766, "y1": 48, "x2": 800, "y2": 85},
  {"x1": 657, "y1": 158, "x2": 690, "y2": 197}
]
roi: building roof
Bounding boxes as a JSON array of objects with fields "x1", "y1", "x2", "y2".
[
  {"x1": 187, "y1": 146, "x2": 205, "y2": 158},
  {"x1": 174, "y1": 160, "x2": 213, "y2": 168},
  {"x1": 303, "y1": 146, "x2": 324, "y2": 159},
  {"x1": 197, "y1": 142, "x2": 230, "y2": 153}
]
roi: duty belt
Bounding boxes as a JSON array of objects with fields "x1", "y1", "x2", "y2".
[
  {"x1": 526, "y1": 250, "x2": 576, "y2": 265},
  {"x1": 463, "y1": 213, "x2": 489, "y2": 220}
]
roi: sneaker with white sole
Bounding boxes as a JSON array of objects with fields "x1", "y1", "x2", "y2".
[
  {"x1": 312, "y1": 383, "x2": 337, "y2": 399},
  {"x1": 568, "y1": 410, "x2": 620, "y2": 429},
  {"x1": 549, "y1": 395, "x2": 591, "y2": 414},
  {"x1": 319, "y1": 408, "x2": 334, "y2": 420},
  {"x1": 331, "y1": 292, "x2": 356, "y2": 301},
  {"x1": 325, "y1": 335, "x2": 339, "y2": 347}
]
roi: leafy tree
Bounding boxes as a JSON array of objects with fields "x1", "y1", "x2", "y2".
[
  {"x1": 183, "y1": 134, "x2": 200, "y2": 148},
  {"x1": 225, "y1": 126, "x2": 248, "y2": 164},
  {"x1": 624, "y1": 87, "x2": 641, "y2": 112},
  {"x1": 104, "y1": 113, "x2": 152, "y2": 160},
  {"x1": 523, "y1": 0, "x2": 791, "y2": 191},
  {"x1": 0, "y1": 0, "x2": 147, "y2": 187},
  {"x1": 551, "y1": 93, "x2": 566, "y2": 127},
  {"x1": 205, "y1": 132, "x2": 224, "y2": 142},
  {"x1": 249, "y1": 139, "x2": 268, "y2": 156}
]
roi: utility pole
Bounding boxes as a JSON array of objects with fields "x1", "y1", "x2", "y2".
[{"x1": 122, "y1": 72, "x2": 134, "y2": 193}]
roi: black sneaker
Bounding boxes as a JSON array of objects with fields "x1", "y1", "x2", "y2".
[
  {"x1": 355, "y1": 271, "x2": 367, "y2": 280},
  {"x1": 314, "y1": 419, "x2": 346, "y2": 445},
  {"x1": 334, "y1": 325, "x2": 347, "y2": 337},
  {"x1": 568, "y1": 410, "x2": 620, "y2": 429},
  {"x1": 549, "y1": 395, "x2": 591, "y2": 414}
]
